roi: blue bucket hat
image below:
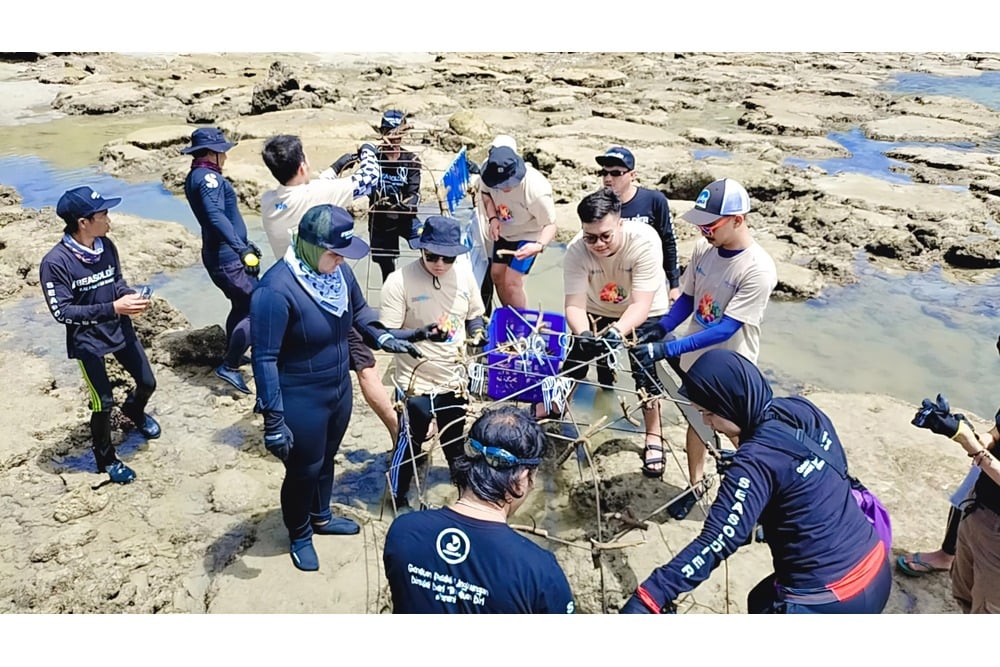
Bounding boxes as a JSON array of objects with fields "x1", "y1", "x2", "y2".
[
  {"x1": 297, "y1": 204, "x2": 370, "y2": 260},
  {"x1": 180, "y1": 127, "x2": 236, "y2": 154},
  {"x1": 481, "y1": 146, "x2": 527, "y2": 190},
  {"x1": 56, "y1": 186, "x2": 122, "y2": 224},
  {"x1": 408, "y1": 215, "x2": 470, "y2": 256}
]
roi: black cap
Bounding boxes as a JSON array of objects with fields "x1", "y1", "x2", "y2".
[
  {"x1": 56, "y1": 186, "x2": 122, "y2": 224},
  {"x1": 481, "y1": 146, "x2": 526, "y2": 190}
]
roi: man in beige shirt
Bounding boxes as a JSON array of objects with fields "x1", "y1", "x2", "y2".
[
  {"x1": 260, "y1": 133, "x2": 399, "y2": 444},
  {"x1": 478, "y1": 144, "x2": 557, "y2": 310},
  {"x1": 555, "y1": 188, "x2": 672, "y2": 473},
  {"x1": 380, "y1": 216, "x2": 487, "y2": 511}
]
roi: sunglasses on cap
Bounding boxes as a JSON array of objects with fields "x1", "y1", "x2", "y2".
[
  {"x1": 468, "y1": 438, "x2": 541, "y2": 469},
  {"x1": 597, "y1": 169, "x2": 629, "y2": 178},
  {"x1": 582, "y1": 230, "x2": 615, "y2": 245},
  {"x1": 698, "y1": 217, "x2": 731, "y2": 236},
  {"x1": 423, "y1": 251, "x2": 457, "y2": 264}
]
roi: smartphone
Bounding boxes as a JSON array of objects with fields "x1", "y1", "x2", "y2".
[{"x1": 138, "y1": 285, "x2": 153, "y2": 299}]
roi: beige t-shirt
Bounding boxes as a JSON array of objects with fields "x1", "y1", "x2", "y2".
[
  {"x1": 260, "y1": 177, "x2": 355, "y2": 259},
  {"x1": 678, "y1": 238, "x2": 778, "y2": 370},
  {"x1": 380, "y1": 259, "x2": 486, "y2": 396},
  {"x1": 478, "y1": 165, "x2": 556, "y2": 242},
  {"x1": 563, "y1": 221, "x2": 671, "y2": 320}
]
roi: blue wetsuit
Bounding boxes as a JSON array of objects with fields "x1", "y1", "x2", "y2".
[
  {"x1": 184, "y1": 160, "x2": 257, "y2": 368},
  {"x1": 383, "y1": 506, "x2": 575, "y2": 613},
  {"x1": 626, "y1": 350, "x2": 891, "y2": 614},
  {"x1": 250, "y1": 261, "x2": 386, "y2": 540}
]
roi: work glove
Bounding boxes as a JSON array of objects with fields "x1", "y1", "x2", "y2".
[
  {"x1": 599, "y1": 326, "x2": 623, "y2": 349},
  {"x1": 413, "y1": 323, "x2": 449, "y2": 343},
  {"x1": 911, "y1": 393, "x2": 966, "y2": 438},
  {"x1": 381, "y1": 336, "x2": 423, "y2": 359},
  {"x1": 635, "y1": 320, "x2": 668, "y2": 344},
  {"x1": 247, "y1": 241, "x2": 263, "y2": 258},
  {"x1": 330, "y1": 152, "x2": 359, "y2": 176},
  {"x1": 263, "y1": 414, "x2": 293, "y2": 461},
  {"x1": 240, "y1": 247, "x2": 261, "y2": 277},
  {"x1": 574, "y1": 331, "x2": 606, "y2": 358},
  {"x1": 631, "y1": 340, "x2": 670, "y2": 367},
  {"x1": 359, "y1": 143, "x2": 378, "y2": 158}
]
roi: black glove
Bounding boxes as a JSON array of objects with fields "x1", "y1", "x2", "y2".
[
  {"x1": 263, "y1": 418, "x2": 293, "y2": 461},
  {"x1": 247, "y1": 241, "x2": 263, "y2": 258},
  {"x1": 330, "y1": 152, "x2": 359, "y2": 176},
  {"x1": 468, "y1": 161, "x2": 481, "y2": 175},
  {"x1": 716, "y1": 448, "x2": 738, "y2": 476},
  {"x1": 636, "y1": 320, "x2": 668, "y2": 344},
  {"x1": 359, "y1": 143, "x2": 378, "y2": 157},
  {"x1": 240, "y1": 247, "x2": 261, "y2": 277},
  {"x1": 600, "y1": 327, "x2": 623, "y2": 349},
  {"x1": 381, "y1": 336, "x2": 423, "y2": 358},
  {"x1": 911, "y1": 393, "x2": 964, "y2": 438},
  {"x1": 574, "y1": 331, "x2": 603, "y2": 357},
  {"x1": 413, "y1": 323, "x2": 449, "y2": 343},
  {"x1": 631, "y1": 340, "x2": 669, "y2": 367}
]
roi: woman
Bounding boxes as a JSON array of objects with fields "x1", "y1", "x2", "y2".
[
  {"x1": 251, "y1": 204, "x2": 419, "y2": 572},
  {"x1": 622, "y1": 349, "x2": 891, "y2": 614}
]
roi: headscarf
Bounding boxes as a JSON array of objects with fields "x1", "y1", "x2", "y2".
[
  {"x1": 283, "y1": 236, "x2": 348, "y2": 317},
  {"x1": 678, "y1": 349, "x2": 773, "y2": 435},
  {"x1": 62, "y1": 233, "x2": 104, "y2": 265}
]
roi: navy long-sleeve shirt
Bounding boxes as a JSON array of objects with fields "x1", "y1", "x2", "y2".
[
  {"x1": 39, "y1": 238, "x2": 137, "y2": 359},
  {"x1": 183, "y1": 164, "x2": 250, "y2": 268},
  {"x1": 640, "y1": 397, "x2": 880, "y2": 607},
  {"x1": 620, "y1": 187, "x2": 679, "y2": 288},
  {"x1": 250, "y1": 261, "x2": 385, "y2": 418}
]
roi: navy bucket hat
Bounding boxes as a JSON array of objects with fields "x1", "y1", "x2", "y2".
[
  {"x1": 409, "y1": 215, "x2": 470, "y2": 256},
  {"x1": 481, "y1": 146, "x2": 527, "y2": 190},
  {"x1": 297, "y1": 204, "x2": 370, "y2": 260},
  {"x1": 180, "y1": 127, "x2": 237, "y2": 154},
  {"x1": 56, "y1": 186, "x2": 122, "y2": 224}
]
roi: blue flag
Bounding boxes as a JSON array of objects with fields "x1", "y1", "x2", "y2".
[{"x1": 440, "y1": 148, "x2": 470, "y2": 214}]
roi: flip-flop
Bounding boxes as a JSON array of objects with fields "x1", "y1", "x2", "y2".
[{"x1": 895, "y1": 553, "x2": 948, "y2": 577}]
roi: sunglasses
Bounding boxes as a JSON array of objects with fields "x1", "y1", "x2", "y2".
[
  {"x1": 582, "y1": 230, "x2": 615, "y2": 245},
  {"x1": 597, "y1": 169, "x2": 629, "y2": 178},
  {"x1": 468, "y1": 438, "x2": 541, "y2": 469},
  {"x1": 423, "y1": 251, "x2": 457, "y2": 264},
  {"x1": 698, "y1": 217, "x2": 730, "y2": 236}
]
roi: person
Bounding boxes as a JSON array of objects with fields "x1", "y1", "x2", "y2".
[
  {"x1": 469, "y1": 134, "x2": 517, "y2": 315},
  {"x1": 634, "y1": 178, "x2": 777, "y2": 517},
  {"x1": 593, "y1": 146, "x2": 680, "y2": 387},
  {"x1": 382, "y1": 404, "x2": 575, "y2": 613},
  {"x1": 250, "y1": 204, "x2": 420, "y2": 572},
  {"x1": 380, "y1": 215, "x2": 487, "y2": 511},
  {"x1": 368, "y1": 109, "x2": 422, "y2": 282},
  {"x1": 478, "y1": 143, "x2": 557, "y2": 310},
  {"x1": 550, "y1": 188, "x2": 671, "y2": 476},
  {"x1": 621, "y1": 349, "x2": 891, "y2": 614},
  {"x1": 259, "y1": 133, "x2": 398, "y2": 445},
  {"x1": 895, "y1": 472, "x2": 973, "y2": 576},
  {"x1": 39, "y1": 186, "x2": 160, "y2": 484},
  {"x1": 911, "y1": 393, "x2": 1000, "y2": 613},
  {"x1": 181, "y1": 127, "x2": 260, "y2": 395}
]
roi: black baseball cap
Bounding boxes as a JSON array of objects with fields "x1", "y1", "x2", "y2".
[{"x1": 56, "y1": 186, "x2": 122, "y2": 224}]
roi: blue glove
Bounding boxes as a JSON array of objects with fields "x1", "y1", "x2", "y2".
[
  {"x1": 631, "y1": 340, "x2": 669, "y2": 367},
  {"x1": 263, "y1": 415, "x2": 293, "y2": 461},
  {"x1": 911, "y1": 394, "x2": 964, "y2": 438}
]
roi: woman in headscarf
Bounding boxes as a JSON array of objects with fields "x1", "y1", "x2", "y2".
[
  {"x1": 621, "y1": 348, "x2": 891, "y2": 614},
  {"x1": 251, "y1": 204, "x2": 420, "y2": 572}
]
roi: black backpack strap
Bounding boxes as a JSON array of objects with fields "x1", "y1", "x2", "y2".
[{"x1": 758, "y1": 421, "x2": 849, "y2": 480}]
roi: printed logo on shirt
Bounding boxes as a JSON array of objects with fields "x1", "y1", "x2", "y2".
[
  {"x1": 621, "y1": 215, "x2": 650, "y2": 225},
  {"x1": 436, "y1": 528, "x2": 470, "y2": 565},
  {"x1": 274, "y1": 202, "x2": 287, "y2": 211},
  {"x1": 694, "y1": 293, "x2": 723, "y2": 327},
  {"x1": 436, "y1": 313, "x2": 462, "y2": 343},
  {"x1": 566, "y1": 601, "x2": 576, "y2": 614},
  {"x1": 599, "y1": 281, "x2": 626, "y2": 304},
  {"x1": 412, "y1": 295, "x2": 431, "y2": 303},
  {"x1": 497, "y1": 204, "x2": 513, "y2": 223},
  {"x1": 204, "y1": 173, "x2": 219, "y2": 189}
]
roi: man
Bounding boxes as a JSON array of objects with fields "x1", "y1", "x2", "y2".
[
  {"x1": 593, "y1": 146, "x2": 680, "y2": 387},
  {"x1": 478, "y1": 143, "x2": 557, "y2": 310},
  {"x1": 553, "y1": 188, "x2": 671, "y2": 476},
  {"x1": 39, "y1": 186, "x2": 160, "y2": 485},
  {"x1": 380, "y1": 216, "x2": 487, "y2": 511},
  {"x1": 181, "y1": 127, "x2": 260, "y2": 395},
  {"x1": 634, "y1": 178, "x2": 777, "y2": 518},
  {"x1": 260, "y1": 133, "x2": 399, "y2": 445},
  {"x1": 368, "y1": 109, "x2": 422, "y2": 282},
  {"x1": 383, "y1": 404, "x2": 575, "y2": 613}
]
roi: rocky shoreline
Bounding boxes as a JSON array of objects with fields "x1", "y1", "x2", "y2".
[{"x1": 1, "y1": 51, "x2": 996, "y2": 614}]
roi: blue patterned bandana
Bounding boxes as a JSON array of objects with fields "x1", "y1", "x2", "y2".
[
  {"x1": 283, "y1": 244, "x2": 348, "y2": 317},
  {"x1": 62, "y1": 233, "x2": 104, "y2": 264}
]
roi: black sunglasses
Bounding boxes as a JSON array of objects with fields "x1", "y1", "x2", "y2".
[
  {"x1": 582, "y1": 230, "x2": 615, "y2": 245},
  {"x1": 468, "y1": 438, "x2": 541, "y2": 469},
  {"x1": 423, "y1": 251, "x2": 457, "y2": 264},
  {"x1": 597, "y1": 169, "x2": 629, "y2": 177}
]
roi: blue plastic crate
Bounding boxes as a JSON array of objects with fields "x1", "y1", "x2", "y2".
[{"x1": 484, "y1": 307, "x2": 568, "y2": 403}]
